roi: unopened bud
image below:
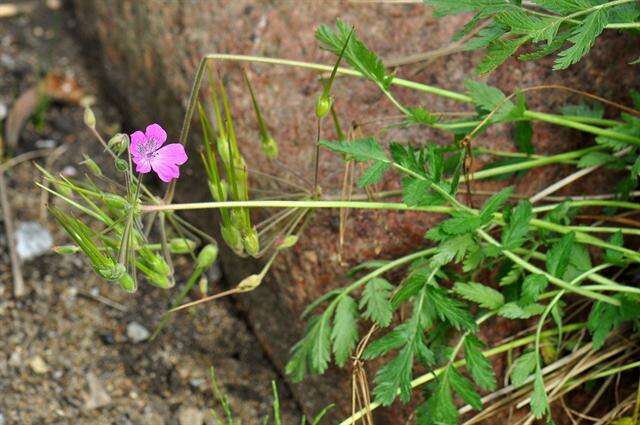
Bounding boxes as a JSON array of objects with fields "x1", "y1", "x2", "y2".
[
  {"x1": 221, "y1": 224, "x2": 243, "y2": 254},
  {"x1": 261, "y1": 135, "x2": 278, "y2": 159},
  {"x1": 216, "y1": 136, "x2": 231, "y2": 165},
  {"x1": 81, "y1": 155, "x2": 102, "y2": 176},
  {"x1": 108, "y1": 133, "x2": 129, "y2": 156},
  {"x1": 102, "y1": 193, "x2": 128, "y2": 210},
  {"x1": 53, "y1": 245, "x2": 79, "y2": 254},
  {"x1": 237, "y1": 274, "x2": 262, "y2": 292},
  {"x1": 114, "y1": 159, "x2": 128, "y2": 172},
  {"x1": 196, "y1": 244, "x2": 219, "y2": 269},
  {"x1": 118, "y1": 273, "x2": 136, "y2": 293},
  {"x1": 169, "y1": 238, "x2": 197, "y2": 254},
  {"x1": 84, "y1": 107, "x2": 96, "y2": 129},
  {"x1": 315, "y1": 94, "x2": 332, "y2": 119},
  {"x1": 277, "y1": 235, "x2": 298, "y2": 250},
  {"x1": 198, "y1": 275, "x2": 208, "y2": 295},
  {"x1": 242, "y1": 228, "x2": 260, "y2": 257},
  {"x1": 209, "y1": 180, "x2": 228, "y2": 202}
]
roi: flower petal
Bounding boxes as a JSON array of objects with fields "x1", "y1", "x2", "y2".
[
  {"x1": 135, "y1": 159, "x2": 152, "y2": 174},
  {"x1": 130, "y1": 130, "x2": 146, "y2": 159},
  {"x1": 151, "y1": 159, "x2": 180, "y2": 182},
  {"x1": 145, "y1": 123, "x2": 167, "y2": 148},
  {"x1": 155, "y1": 143, "x2": 188, "y2": 165}
]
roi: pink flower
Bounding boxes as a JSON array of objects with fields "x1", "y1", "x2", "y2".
[{"x1": 130, "y1": 123, "x2": 188, "y2": 182}]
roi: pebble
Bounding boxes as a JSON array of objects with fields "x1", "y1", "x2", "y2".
[
  {"x1": 177, "y1": 406, "x2": 204, "y2": 425},
  {"x1": 84, "y1": 372, "x2": 111, "y2": 410},
  {"x1": 126, "y1": 322, "x2": 150, "y2": 343},
  {"x1": 35, "y1": 139, "x2": 57, "y2": 149},
  {"x1": 0, "y1": 103, "x2": 6, "y2": 121},
  {"x1": 61, "y1": 165, "x2": 77, "y2": 177},
  {"x1": 15, "y1": 221, "x2": 53, "y2": 261},
  {"x1": 0, "y1": 411, "x2": 4, "y2": 425},
  {"x1": 29, "y1": 355, "x2": 49, "y2": 374}
]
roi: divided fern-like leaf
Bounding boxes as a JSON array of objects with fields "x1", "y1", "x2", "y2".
[
  {"x1": 332, "y1": 296, "x2": 359, "y2": 366},
  {"x1": 554, "y1": 9, "x2": 608, "y2": 70}
]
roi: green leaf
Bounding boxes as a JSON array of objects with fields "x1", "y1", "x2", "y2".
[
  {"x1": 418, "y1": 368, "x2": 458, "y2": 425},
  {"x1": 480, "y1": 186, "x2": 513, "y2": 221},
  {"x1": 316, "y1": 20, "x2": 393, "y2": 89},
  {"x1": 372, "y1": 345, "x2": 414, "y2": 405},
  {"x1": 357, "y1": 161, "x2": 390, "y2": 188},
  {"x1": 392, "y1": 266, "x2": 433, "y2": 308},
  {"x1": 331, "y1": 296, "x2": 359, "y2": 366},
  {"x1": 514, "y1": 120, "x2": 534, "y2": 154},
  {"x1": 465, "y1": 80, "x2": 515, "y2": 119},
  {"x1": 453, "y1": 281, "x2": 505, "y2": 309},
  {"x1": 632, "y1": 156, "x2": 640, "y2": 180},
  {"x1": 403, "y1": 178, "x2": 441, "y2": 207},
  {"x1": 510, "y1": 351, "x2": 537, "y2": 386},
  {"x1": 407, "y1": 107, "x2": 438, "y2": 125},
  {"x1": 464, "y1": 335, "x2": 497, "y2": 391},
  {"x1": 604, "y1": 230, "x2": 625, "y2": 265},
  {"x1": 561, "y1": 102, "x2": 604, "y2": 119},
  {"x1": 530, "y1": 367, "x2": 548, "y2": 418},
  {"x1": 360, "y1": 278, "x2": 394, "y2": 327},
  {"x1": 554, "y1": 9, "x2": 608, "y2": 70},
  {"x1": 449, "y1": 366, "x2": 483, "y2": 410},
  {"x1": 545, "y1": 232, "x2": 575, "y2": 278},
  {"x1": 520, "y1": 274, "x2": 549, "y2": 305},
  {"x1": 319, "y1": 137, "x2": 387, "y2": 162},
  {"x1": 533, "y1": 0, "x2": 592, "y2": 15},
  {"x1": 286, "y1": 315, "x2": 329, "y2": 381},
  {"x1": 363, "y1": 324, "x2": 408, "y2": 359},
  {"x1": 577, "y1": 151, "x2": 617, "y2": 168},
  {"x1": 441, "y1": 213, "x2": 484, "y2": 235},
  {"x1": 587, "y1": 300, "x2": 619, "y2": 349},
  {"x1": 498, "y1": 302, "x2": 545, "y2": 319},
  {"x1": 476, "y1": 36, "x2": 528, "y2": 75},
  {"x1": 425, "y1": 286, "x2": 477, "y2": 331},
  {"x1": 501, "y1": 200, "x2": 532, "y2": 249},
  {"x1": 430, "y1": 234, "x2": 476, "y2": 267},
  {"x1": 311, "y1": 313, "x2": 332, "y2": 374}
]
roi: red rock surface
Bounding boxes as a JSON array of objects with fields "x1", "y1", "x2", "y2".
[{"x1": 73, "y1": 1, "x2": 639, "y2": 421}]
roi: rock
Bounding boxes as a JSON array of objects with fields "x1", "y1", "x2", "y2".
[
  {"x1": 35, "y1": 139, "x2": 57, "y2": 149},
  {"x1": 0, "y1": 411, "x2": 4, "y2": 425},
  {"x1": 28, "y1": 355, "x2": 49, "y2": 374},
  {"x1": 177, "y1": 406, "x2": 204, "y2": 425},
  {"x1": 83, "y1": 372, "x2": 111, "y2": 410},
  {"x1": 0, "y1": 102, "x2": 7, "y2": 121},
  {"x1": 126, "y1": 321, "x2": 150, "y2": 343},
  {"x1": 15, "y1": 221, "x2": 53, "y2": 261},
  {"x1": 72, "y1": 2, "x2": 638, "y2": 421},
  {"x1": 8, "y1": 350, "x2": 21, "y2": 368}
]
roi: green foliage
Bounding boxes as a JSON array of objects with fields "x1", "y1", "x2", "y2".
[
  {"x1": 425, "y1": 0, "x2": 640, "y2": 72},
  {"x1": 360, "y1": 278, "x2": 394, "y2": 327},
  {"x1": 510, "y1": 351, "x2": 537, "y2": 386},
  {"x1": 453, "y1": 282, "x2": 505, "y2": 309},
  {"x1": 464, "y1": 335, "x2": 497, "y2": 391},
  {"x1": 332, "y1": 296, "x2": 359, "y2": 366}
]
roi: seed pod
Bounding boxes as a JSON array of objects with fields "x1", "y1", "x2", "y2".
[
  {"x1": 169, "y1": 238, "x2": 197, "y2": 254},
  {"x1": 242, "y1": 228, "x2": 260, "y2": 257},
  {"x1": 209, "y1": 180, "x2": 228, "y2": 202},
  {"x1": 196, "y1": 244, "x2": 219, "y2": 269},
  {"x1": 216, "y1": 136, "x2": 231, "y2": 166},
  {"x1": 221, "y1": 224, "x2": 244, "y2": 254},
  {"x1": 261, "y1": 135, "x2": 278, "y2": 159},
  {"x1": 108, "y1": 133, "x2": 129, "y2": 156},
  {"x1": 84, "y1": 107, "x2": 96, "y2": 129},
  {"x1": 237, "y1": 274, "x2": 262, "y2": 292},
  {"x1": 99, "y1": 262, "x2": 126, "y2": 281},
  {"x1": 102, "y1": 193, "x2": 128, "y2": 210},
  {"x1": 198, "y1": 275, "x2": 208, "y2": 295},
  {"x1": 315, "y1": 94, "x2": 332, "y2": 119}
]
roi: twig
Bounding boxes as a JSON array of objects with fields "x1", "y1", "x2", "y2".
[
  {"x1": 77, "y1": 288, "x2": 127, "y2": 312},
  {"x1": 0, "y1": 171, "x2": 25, "y2": 297}
]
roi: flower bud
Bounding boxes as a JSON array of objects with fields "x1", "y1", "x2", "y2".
[
  {"x1": 221, "y1": 224, "x2": 244, "y2": 254},
  {"x1": 99, "y1": 262, "x2": 126, "y2": 281},
  {"x1": 81, "y1": 155, "x2": 102, "y2": 176},
  {"x1": 118, "y1": 273, "x2": 136, "y2": 293},
  {"x1": 216, "y1": 136, "x2": 231, "y2": 166},
  {"x1": 242, "y1": 228, "x2": 260, "y2": 257},
  {"x1": 108, "y1": 133, "x2": 129, "y2": 156},
  {"x1": 115, "y1": 159, "x2": 129, "y2": 172},
  {"x1": 169, "y1": 238, "x2": 197, "y2": 254},
  {"x1": 84, "y1": 107, "x2": 96, "y2": 129},
  {"x1": 196, "y1": 244, "x2": 219, "y2": 269},
  {"x1": 261, "y1": 136, "x2": 278, "y2": 159},
  {"x1": 198, "y1": 275, "x2": 208, "y2": 295},
  {"x1": 277, "y1": 235, "x2": 298, "y2": 250},
  {"x1": 53, "y1": 245, "x2": 79, "y2": 254},
  {"x1": 237, "y1": 274, "x2": 262, "y2": 292},
  {"x1": 102, "y1": 193, "x2": 128, "y2": 210},
  {"x1": 209, "y1": 180, "x2": 228, "y2": 202},
  {"x1": 315, "y1": 94, "x2": 332, "y2": 119}
]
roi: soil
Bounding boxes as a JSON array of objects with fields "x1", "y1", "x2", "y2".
[{"x1": 0, "y1": 2, "x2": 300, "y2": 424}]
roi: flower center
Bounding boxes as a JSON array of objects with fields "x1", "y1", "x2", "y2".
[{"x1": 138, "y1": 137, "x2": 158, "y2": 159}]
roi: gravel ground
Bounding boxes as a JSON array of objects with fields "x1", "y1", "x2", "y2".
[{"x1": 0, "y1": 2, "x2": 300, "y2": 424}]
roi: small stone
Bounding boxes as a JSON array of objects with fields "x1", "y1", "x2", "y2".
[
  {"x1": 29, "y1": 355, "x2": 49, "y2": 374},
  {"x1": 0, "y1": 411, "x2": 5, "y2": 425},
  {"x1": 53, "y1": 370, "x2": 63, "y2": 380},
  {"x1": 8, "y1": 351, "x2": 21, "y2": 367},
  {"x1": 35, "y1": 139, "x2": 57, "y2": 149},
  {"x1": 84, "y1": 372, "x2": 111, "y2": 410},
  {"x1": 177, "y1": 406, "x2": 204, "y2": 425},
  {"x1": 15, "y1": 222, "x2": 53, "y2": 261},
  {"x1": 99, "y1": 332, "x2": 115, "y2": 345},
  {"x1": 127, "y1": 322, "x2": 150, "y2": 343},
  {"x1": 61, "y1": 165, "x2": 77, "y2": 177},
  {"x1": 0, "y1": 103, "x2": 7, "y2": 121},
  {"x1": 189, "y1": 378, "x2": 206, "y2": 390}
]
